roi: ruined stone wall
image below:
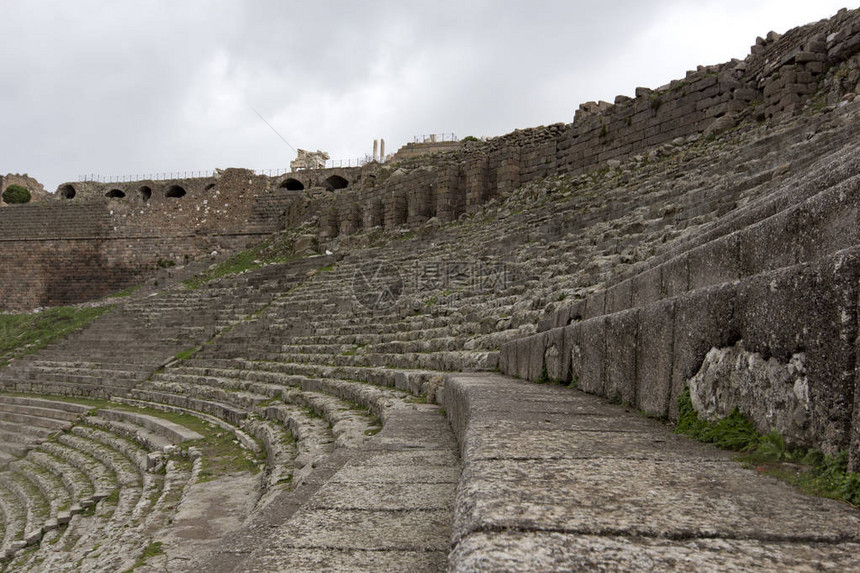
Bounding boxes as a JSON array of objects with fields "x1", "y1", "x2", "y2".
[
  {"x1": 317, "y1": 8, "x2": 860, "y2": 241},
  {"x1": 0, "y1": 173, "x2": 49, "y2": 206},
  {"x1": 4, "y1": 9, "x2": 860, "y2": 312},
  {"x1": 497, "y1": 99, "x2": 860, "y2": 469},
  {"x1": 0, "y1": 165, "x2": 368, "y2": 310}
]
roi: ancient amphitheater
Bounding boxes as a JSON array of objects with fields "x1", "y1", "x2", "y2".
[{"x1": 3, "y1": 8, "x2": 860, "y2": 572}]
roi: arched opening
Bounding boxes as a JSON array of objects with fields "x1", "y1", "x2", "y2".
[
  {"x1": 323, "y1": 175, "x2": 349, "y2": 191},
  {"x1": 165, "y1": 185, "x2": 186, "y2": 198},
  {"x1": 105, "y1": 189, "x2": 126, "y2": 199},
  {"x1": 138, "y1": 186, "x2": 152, "y2": 202},
  {"x1": 59, "y1": 184, "x2": 76, "y2": 199},
  {"x1": 279, "y1": 178, "x2": 305, "y2": 191},
  {"x1": 204, "y1": 183, "x2": 216, "y2": 191}
]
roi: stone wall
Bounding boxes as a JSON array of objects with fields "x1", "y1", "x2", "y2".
[
  {"x1": 317, "y1": 8, "x2": 860, "y2": 241},
  {"x1": 0, "y1": 173, "x2": 48, "y2": 206},
  {"x1": 497, "y1": 123, "x2": 860, "y2": 469},
  {"x1": 3, "y1": 8, "x2": 860, "y2": 318},
  {"x1": 0, "y1": 166, "x2": 366, "y2": 310}
]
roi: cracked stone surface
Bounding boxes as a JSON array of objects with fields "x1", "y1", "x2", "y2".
[{"x1": 445, "y1": 373, "x2": 860, "y2": 572}]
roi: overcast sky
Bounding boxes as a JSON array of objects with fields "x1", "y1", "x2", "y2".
[{"x1": 0, "y1": 1, "x2": 853, "y2": 192}]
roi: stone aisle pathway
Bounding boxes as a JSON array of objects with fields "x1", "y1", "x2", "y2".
[
  {"x1": 203, "y1": 403, "x2": 459, "y2": 573},
  {"x1": 444, "y1": 373, "x2": 860, "y2": 572}
]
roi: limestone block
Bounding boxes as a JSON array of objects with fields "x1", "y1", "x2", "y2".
[
  {"x1": 636, "y1": 299, "x2": 675, "y2": 417},
  {"x1": 604, "y1": 309, "x2": 639, "y2": 405},
  {"x1": 662, "y1": 255, "x2": 689, "y2": 298},
  {"x1": 687, "y1": 234, "x2": 741, "y2": 291},
  {"x1": 604, "y1": 279, "x2": 633, "y2": 314},
  {"x1": 583, "y1": 291, "x2": 606, "y2": 319},
  {"x1": 670, "y1": 283, "x2": 738, "y2": 419},
  {"x1": 795, "y1": 177, "x2": 860, "y2": 263},
  {"x1": 739, "y1": 206, "x2": 800, "y2": 275},
  {"x1": 565, "y1": 324, "x2": 582, "y2": 386},
  {"x1": 631, "y1": 265, "x2": 663, "y2": 307},
  {"x1": 577, "y1": 316, "x2": 607, "y2": 396},
  {"x1": 737, "y1": 252, "x2": 860, "y2": 452},
  {"x1": 543, "y1": 327, "x2": 567, "y2": 383}
]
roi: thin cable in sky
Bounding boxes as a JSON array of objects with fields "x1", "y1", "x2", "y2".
[{"x1": 251, "y1": 107, "x2": 296, "y2": 153}]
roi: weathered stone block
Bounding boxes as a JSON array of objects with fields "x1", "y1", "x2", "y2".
[
  {"x1": 795, "y1": 178, "x2": 860, "y2": 264},
  {"x1": 739, "y1": 206, "x2": 800, "y2": 275},
  {"x1": 604, "y1": 309, "x2": 639, "y2": 405},
  {"x1": 543, "y1": 327, "x2": 567, "y2": 383},
  {"x1": 529, "y1": 331, "x2": 549, "y2": 381},
  {"x1": 583, "y1": 291, "x2": 606, "y2": 319},
  {"x1": 631, "y1": 266, "x2": 663, "y2": 307},
  {"x1": 737, "y1": 251, "x2": 860, "y2": 452},
  {"x1": 662, "y1": 255, "x2": 689, "y2": 298},
  {"x1": 687, "y1": 234, "x2": 741, "y2": 291},
  {"x1": 636, "y1": 299, "x2": 675, "y2": 417},
  {"x1": 605, "y1": 279, "x2": 633, "y2": 314},
  {"x1": 516, "y1": 338, "x2": 531, "y2": 381},
  {"x1": 670, "y1": 283, "x2": 738, "y2": 419},
  {"x1": 577, "y1": 316, "x2": 607, "y2": 396}
]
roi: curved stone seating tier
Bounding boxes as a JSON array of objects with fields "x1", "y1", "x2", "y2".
[
  {"x1": 5, "y1": 22, "x2": 860, "y2": 567},
  {"x1": 0, "y1": 400, "x2": 204, "y2": 566}
]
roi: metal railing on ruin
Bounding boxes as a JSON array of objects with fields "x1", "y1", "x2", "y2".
[
  {"x1": 77, "y1": 156, "x2": 383, "y2": 183},
  {"x1": 412, "y1": 133, "x2": 458, "y2": 144},
  {"x1": 77, "y1": 171, "x2": 216, "y2": 183}
]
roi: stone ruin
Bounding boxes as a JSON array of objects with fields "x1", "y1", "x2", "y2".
[
  {"x1": 289, "y1": 148, "x2": 329, "y2": 171},
  {"x1": 1, "y1": 7, "x2": 860, "y2": 572}
]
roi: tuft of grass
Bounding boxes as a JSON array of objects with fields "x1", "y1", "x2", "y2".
[
  {"x1": 676, "y1": 386, "x2": 860, "y2": 506},
  {"x1": 674, "y1": 387, "x2": 758, "y2": 451},
  {"x1": 123, "y1": 541, "x2": 164, "y2": 572},
  {"x1": 182, "y1": 237, "x2": 300, "y2": 289},
  {"x1": 0, "y1": 306, "x2": 111, "y2": 369},
  {"x1": 105, "y1": 285, "x2": 142, "y2": 299},
  {"x1": 173, "y1": 348, "x2": 197, "y2": 361},
  {"x1": 534, "y1": 366, "x2": 551, "y2": 384}
]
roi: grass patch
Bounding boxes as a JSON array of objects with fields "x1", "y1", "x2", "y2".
[
  {"x1": 183, "y1": 247, "x2": 267, "y2": 289},
  {"x1": 122, "y1": 541, "x2": 164, "y2": 572},
  {"x1": 675, "y1": 386, "x2": 860, "y2": 506},
  {"x1": 0, "y1": 306, "x2": 111, "y2": 368},
  {"x1": 173, "y1": 348, "x2": 197, "y2": 361},
  {"x1": 675, "y1": 387, "x2": 758, "y2": 450},
  {"x1": 104, "y1": 285, "x2": 142, "y2": 299}
]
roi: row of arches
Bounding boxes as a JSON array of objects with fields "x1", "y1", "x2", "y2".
[
  {"x1": 277, "y1": 175, "x2": 349, "y2": 192},
  {"x1": 59, "y1": 184, "x2": 187, "y2": 201}
]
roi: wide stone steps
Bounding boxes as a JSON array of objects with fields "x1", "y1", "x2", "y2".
[
  {"x1": 443, "y1": 373, "x2": 860, "y2": 571},
  {"x1": 128, "y1": 389, "x2": 248, "y2": 427},
  {"x1": 28, "y1": 450, "x2": 94, "y2": 503},
  {"x1": 38, "y1": 441, "x2": 116, "y2": 500},
  {"x1": 0, "y1": 470, "x2": 51, "y2": 545},
  {"x1": 0, "y1": 378, "x2": 134, "y2": 400},
  {"x1": 198, "y1": 403, "x2": 459, "y2": 572},
  {"x1": 0, "y1": 399, "x2": 205, "y2": 565}
]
